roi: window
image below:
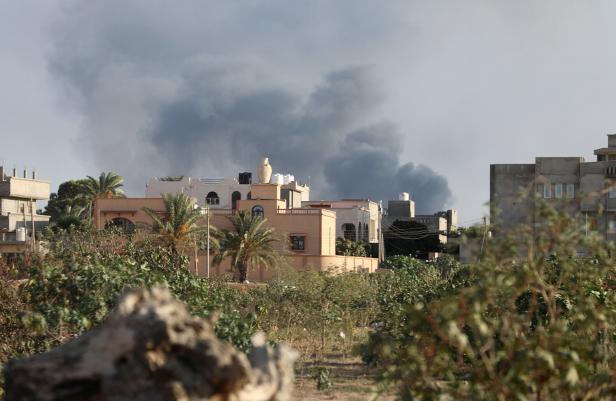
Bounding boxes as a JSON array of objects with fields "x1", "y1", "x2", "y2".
[
  {"x1": 566, "y1": 184, "x2": 575, "y2": 199},
  {"x1": 609, "y1": 219, "x2": 616, "y2": 234},
  {"x1": 205, "y1": 191, "x2": 220, "y2": 205},
  {"x1": 231, "y1": 191, "x2": 241, "y2": 209},
  {"x1": 342, "y1": 223, "x2": 356, "y2": 241},
  {"x1": 554, "y1": 183, "x2": 563, "y2": 199},
  {"x1": 536, "y1": 184, "x2": 544, "y2": 196},
  {"x1": 252, "y1": 205, "x2": 264, "y2": 219},
  {"x1": 290, "y1": 234, "x2": 305, "y2": 251},
  {"x1": 543, "y1": 183, "x2": 552, "y2": 199},
  {"x1": 610, "y1": 186, "x2": 616, "y2": 199}
]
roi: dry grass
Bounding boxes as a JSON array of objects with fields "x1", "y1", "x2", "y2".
[{"x1": 292, "y1": 354, "x2": 395, "y2": 401}]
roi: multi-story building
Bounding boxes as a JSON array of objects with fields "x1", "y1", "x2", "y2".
[
  {"x1": 301, "y1": 199, "x2": 380, "y2": 243},
  {"x1": 146, "y1": 173, "x2": 310, "y2": 210},
  {"x1": 490, "y1": 134, "x2": 616, "y2": 239},
  {"x1": 0, "y1": 167, "x2": 50, "y2": 257},
  {"x1": 381, "y1": 193, "x2": 456, "y2": 245}
]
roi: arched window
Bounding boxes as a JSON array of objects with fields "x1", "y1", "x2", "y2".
[
  {"x1": 206, "y1": 191, "x2": 220, "y2": 205},
  {"x1": 105, "y1": 217, "x2": 135, "y2": 234},
  {"x1": 231, "y1": 191, "x2": 241, "y2": 209},
  {"x1": 342, "y1": 223, "x2": 356, "y2": 242},
  {"x1": 252, "y1": 205, "x2": 264, "y2": 220},
  {"x1": 247, "y1": 191, "x2": 252, "y2": 200}
]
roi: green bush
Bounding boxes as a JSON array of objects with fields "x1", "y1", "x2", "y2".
[
  {"x1": 364, "y1": 204, "x2": 616, "y2": 400},
  {"x1": 0, "y1": 229, "x2": 256, "y2": 361}
]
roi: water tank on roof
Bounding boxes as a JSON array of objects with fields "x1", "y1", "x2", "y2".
[
  {"x1": 283, "y1": 174, "x2": 295, "y2": 184},
  {"x1": 399, "y1": 192, "x2": 410, "y2": 201},
  {"x1": 16, "y1": 227, "x2": 26, "y2": 242},
  {"x1": 271, "y1": 173, "x2": 284, "y2": 185}
]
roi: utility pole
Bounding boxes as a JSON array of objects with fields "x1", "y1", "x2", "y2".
[
  {"x1": 206, "y1": 205, "x2": 210, "y2": 279},
  {"x1": 30, "y1": 197, "x2": 35, "y2": 251},
  {"x1": 479, "y1": 216, "x2": 488, "y2": 262}
]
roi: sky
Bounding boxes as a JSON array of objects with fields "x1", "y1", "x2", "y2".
[{"x1": 2, "y1": 1, "x2": 616, "y2": 224}]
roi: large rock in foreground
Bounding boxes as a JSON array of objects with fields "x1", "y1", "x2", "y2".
[{"x1": 4, "y1": 287, "x2": 297, "y2": 401}]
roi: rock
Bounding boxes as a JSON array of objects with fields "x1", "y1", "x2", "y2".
[{"x1": 4, "y1": 287, "x2": 297, "y2": 401}]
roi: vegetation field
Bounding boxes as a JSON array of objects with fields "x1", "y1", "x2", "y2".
[{"x1": 3, "y1": 202, "x2": 616, "y2": 400}]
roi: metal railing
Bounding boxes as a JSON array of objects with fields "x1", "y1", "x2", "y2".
[{"x1": 276, "y1": 208, "x2": 335, "y2": 216}]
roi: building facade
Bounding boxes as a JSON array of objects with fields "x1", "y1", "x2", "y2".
[
  {"x1": 95, "y1": 182, "x2": 378, "y2": 281},
  {"x1": 0, "y1": 167, "x2": 50, "y2": 256},
  {"x1": 146, "y1": 173, "x2": 310, "y2": 210},
  {"x1": 490, "y1": 134, "x2": 616, "y2": 239},
  {"x1": 301, "y1": 199, "x2": 381, "y2": 245}
]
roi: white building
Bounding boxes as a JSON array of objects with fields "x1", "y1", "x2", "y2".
[
  {"x1": 302, "y1": 199, "x2": 381, "y2": 245},
  {"x1": 146, "y1": 172, "x2": 310, "y2": 209}
]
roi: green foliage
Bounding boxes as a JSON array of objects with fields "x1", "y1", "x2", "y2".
[
  {"x1": 364, "y1": 203, "x2": 616, "y2": 400},
  {"x1": 44, "y1": 179, "x2": 89, "y2": 221},
  {"x1": 160, "y1": 176, "x2": 184, "y2": 181},
  {"x1": 381, "y1": 255, "x2": 424, "y2": 270},
  {"x1": 0, "y1": 230, "x2": 256, "y2": 363},
  {"x1": 313, "y1": 366, "x2": 332, "y2": 391},
  {"x1": 83, "y1": 171, "x2": 126, "y2": 200},
  {"x1": 335, "y1": 237, "x2": 369, "y2": 257},
  {"x1": 142, "y1": 192, "x2": 216, "y2": 253},
  {"x1": 454, "y1": 224, "x2": 486, "y2": 239},
  {"x1": 213, "y1": 211, "x2": 279, "y2": 283}
]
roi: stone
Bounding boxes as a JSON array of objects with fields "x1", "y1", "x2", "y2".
[{"x1": 4, "y1": 287, "x2": 297, "y2": 401}]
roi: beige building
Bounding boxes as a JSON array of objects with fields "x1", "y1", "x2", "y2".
[
  {"x1": 94, "y1": 182, "x2": 378, "y2": 281},
  {"x1": 0, "y1": 167, "x2": 50, "y2": 257},
  {"x1": 491, "y1": 134, "x2": 616, "y2": 239}
]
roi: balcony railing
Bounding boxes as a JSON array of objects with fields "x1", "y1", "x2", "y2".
[{"x1": 276, "y1": 208, "x2": 336, "y2": 217}]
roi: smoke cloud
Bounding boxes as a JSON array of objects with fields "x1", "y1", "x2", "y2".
[{"x1": 48, "y1": 1, "x2": 453, "y2": 212}]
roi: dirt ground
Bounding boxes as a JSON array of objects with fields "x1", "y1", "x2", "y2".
[{"x1": 291, "y1": 354, "x2": 395, "y2": 401}]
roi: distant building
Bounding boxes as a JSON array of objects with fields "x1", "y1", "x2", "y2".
[
  {"x1": 95, "y1": 163, "x2": 378, "y2": 281},
  {"x1": 490, "y1": 134, "x2": 616, "y2": 239},
  {"x1": 0, "y1": 166, "x2": 50, "y2": 258},
  {"x1": 146, "y1": 172, "x2": 309, "y2": 210},
  {"x1": 302, "y1": 199, "x2": 381, "y2": 255},
  {"x1": 382, "y1": 192, "x2": 457, "y2": 246}
]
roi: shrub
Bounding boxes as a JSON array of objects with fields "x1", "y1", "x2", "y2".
[{"x1": 364, "y1": 204, "x2": 616, "y2": 400}]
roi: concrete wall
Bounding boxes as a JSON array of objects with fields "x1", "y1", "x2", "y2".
[
  {"x1": 146, "y1": 177, "x2": 250, "y2": 209},
  {"x1": 0, "y1": 178, "x2": 50, "y2": 200},
  {"x1": 195, "y1": 253, "x2": 379, "y2": 281},
  {"x1": 490, "y1": 164, "x2": 536, "y2": 233}
]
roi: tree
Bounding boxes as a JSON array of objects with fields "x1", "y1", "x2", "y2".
[
  {"x1": 45, "y1": 179, "x2": 89, "y2": 221},
  {"x1": 142, "y1": 192, "x2": 213, "y2": 254},
  {"x1": 213, "y1": 211, "x2": 278, "y2": 283},
  {"x1": 335, "y1": 237, "x2": 368, "y2": 257},
  {"x1": 51, "y1": 205, "x2": 88, "y2": 231},
  {"x1": 82, "y1": 172, "x2": 126, "y2": 218}
]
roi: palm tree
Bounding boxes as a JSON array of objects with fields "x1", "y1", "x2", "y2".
[
  {"x1": 213, "y1": 210, "x2": 279, "y2": 283},
  {"x1": 142, "y1": 192, "x2": 214, "y2": 254},
  {"x1": 83, "y1": 171, "x2": 125, "y2": 198},
  {"x1": 82, "y1": 172, "x2": 126, "y2": 218},
  {"x1": 53, "y1": 205, "x2": 87, "y2": 231}
]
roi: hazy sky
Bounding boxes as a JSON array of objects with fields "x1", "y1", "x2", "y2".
[{"x1": 3, "y1": 1, "x2": 616, "y2": 224}]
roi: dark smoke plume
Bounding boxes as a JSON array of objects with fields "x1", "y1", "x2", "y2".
[{"x1": 48, "y1": 1, "x2": 452, "y2": 212}]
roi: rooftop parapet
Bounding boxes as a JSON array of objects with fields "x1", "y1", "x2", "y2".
[{"x1": 0, "y1": 176, "x2": 50, "y2": 200}]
